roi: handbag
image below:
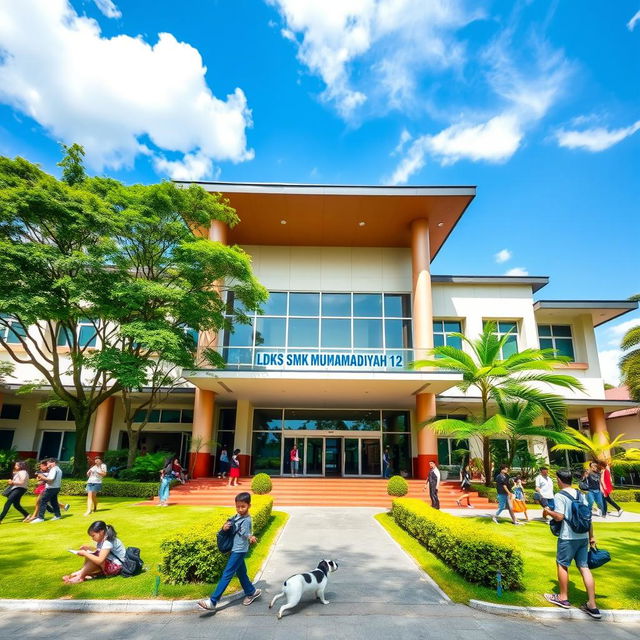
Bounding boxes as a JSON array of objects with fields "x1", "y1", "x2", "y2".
[
  {"x1": 512, "y1": 498, "x2": 527, "y2": 513},
  {"x1": 587, "y1": 545, "x2": 611, "y2": 570},
  {"x1": 2, "y1": 485, "x2": 15, "y2": 497}
]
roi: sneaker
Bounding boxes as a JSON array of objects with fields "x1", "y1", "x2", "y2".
[
  {"x1": 196, "y1": 598, "x2": 217, "y2": 611},
  {"x1": 30, "y1": 518, "x2": 45, "y2": 523},
  {"x1": 51, "y1": 516, "x2": 62, "y2": 520},
  {"x1": 243, "y1": 589, "x2": 262, "y2": 606},
  {"x1": 544, "y1": 593, "x2": 571, "y2": 609},
  {"x1": 580, "y1": 603, "x2": 602, "y2": 619},
  {"x1": 617, "y1": 509, "x2": 624, "y2": 517},
  {"x1": 467, "y1": 505, "x2": 475, "y2": 509},
  {"x1": 491, "y1": 516, "x2": 499, "y2": 523},
  {"x1": 513, "y1": 521, "x2": 525, "y2": 525},
  {"x1": 64, "y1": 504, "x2": 70, "y2": 511}
]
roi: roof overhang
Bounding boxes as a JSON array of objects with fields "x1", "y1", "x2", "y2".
[
  {"x1": 183, "y1": 369, "x2": 463, "y2": 409},
  {"x1": 433, "y1": 275, "x2": 549, "y2": 293},
  {"x1": 533, "y1": 300, "x2": 639, "y2": 327},
  {"x1": 175, "y1": 181, "x2": 476, "y2": 258}
]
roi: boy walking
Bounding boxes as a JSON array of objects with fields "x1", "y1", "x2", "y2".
[
  {"x1": 492, "y1": 465, "x2": 522, "y2": 525},
  {"x1": 197, "y1": 492, "x2": 262, "y2": 611},
  {"x1": 543, "y1": 469, "x2": 600, "y2": 619},
  {"x1": 31, "y1": 458, "x2": 69, "y2": 523}
]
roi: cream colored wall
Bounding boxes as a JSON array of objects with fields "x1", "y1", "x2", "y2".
[{"x1": 606, "y1": 414, "x2": 640, "y2": 447}]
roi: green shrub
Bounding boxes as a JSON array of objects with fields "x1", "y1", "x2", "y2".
[
  {"x1": 104, "y1": 449, "x2": 129, "y2": 469},
  {"x1": 0, "y1": 447, "x2": 18, "y2": 475},
  {"x1": 609, "y1": 488, "x2": 640, "y2": 502},
  {"x1": 25, "y1": 477, "x2": 161, "y2": 498},
  {"x1": 118, "y1": 451, "x2": 172, "y2": 482},
  {"x1": 159, "y1": 495, "x2": 273, "y2": 584},
  {"x1": 391, "y1": 498, "x2": 523, "y2": 590},
  {"x1": 387, "y1": 475, "x2": 409, "y2": 496},
  {"x1": 251, "y1": 473, "x2": 272, "y2": 495},
  {"x1": 470, "y1": 483, "x2": 640, "y2": 504}
]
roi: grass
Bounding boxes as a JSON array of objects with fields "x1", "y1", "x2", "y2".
[
  {"x1": 0, "y1": 495, "x2": 288, "y2": 600},
  {"x1": 376, "y1": 511, "x2": 640, "y2": 610}
]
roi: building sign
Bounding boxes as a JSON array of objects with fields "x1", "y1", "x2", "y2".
[{"x1": 254, "y1": 351, "x2": 406, "y2": 370}]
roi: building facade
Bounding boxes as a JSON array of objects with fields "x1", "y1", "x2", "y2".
[{"x1": 1, "y1": 183, "x2": 638, "y2": 478}]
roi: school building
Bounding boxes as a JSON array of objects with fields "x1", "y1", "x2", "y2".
[{"x1": 0, "y1": 183, "x2": 638, "y2": 479}]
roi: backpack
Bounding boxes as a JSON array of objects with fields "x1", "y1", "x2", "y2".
[
  {"x1": 119, "y1": 547, "x2": 144, "y2": 577},
  {"x1": 550, "y1": 489, "x2": 591, "y2": 537},
  {"x1": 216, "y1": 516, "x2": 246, "y2": 553}
]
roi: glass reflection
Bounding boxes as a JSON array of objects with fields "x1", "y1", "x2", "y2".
[
  {"x1": 289, "y1": 293, "x2": 320, "y2": 316},
  {"x1": 321, "y1": 293, "x2": 351, "y2": 317},
  {"x1": 288, "y1": 318, "x2": 319, "y2": 347},
  {"x1": 321, "y1": 318, "x2": 351, "y2": 348},
  {"x1": 353, "y1": 293, "x2": 382, "y2": 317},
  {"x1": 283, "y1": 409, "x2": 380, "y2": 431},
  {"x1": 353, "y1": 318, "x2": 383, "y2": 348}
]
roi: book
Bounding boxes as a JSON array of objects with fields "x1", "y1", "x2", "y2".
[{"x1": 67, "y1": 549, "x2": 81, "y2": 554}]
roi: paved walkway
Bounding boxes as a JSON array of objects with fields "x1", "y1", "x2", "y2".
[{"x1": 0, "y1": 507, "x2": 638, "y2": 639}]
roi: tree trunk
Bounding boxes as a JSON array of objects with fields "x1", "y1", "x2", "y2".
[
  {"x1": 72, "y1": 410, "x2": 92, "y2": 477},
  {"x1": 127, "y1": 426, "x2": 139, "y2": 468},
  {"x1": 482, "y1": 436, "x2": 492, "y2": 486},
  {"x1": 507, "y1": 438, "x2": 516, "y2": 470}
]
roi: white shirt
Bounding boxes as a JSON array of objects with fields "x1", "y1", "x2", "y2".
[
  {"x1": 535, "y1": 474, "x2": 554, "y2": 499},
  {"x1": 97, "y1": 537, "x2": 126, "y2": 565},
  {"x1": 88, "y1": 464, "x2": 107, "y2": 484},
  {"x1": 47, "y1": 465, "x2": 62, "y2": 489}
]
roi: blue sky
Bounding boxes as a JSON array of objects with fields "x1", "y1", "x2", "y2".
[{"x1": 0, "y1": 0, "x2": 638, "y2": 383}]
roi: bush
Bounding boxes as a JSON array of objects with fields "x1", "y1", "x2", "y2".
[
  {"x1": 25, "y1": 477, "x2": 161, "y2": 498},
  {"x1": 391, "y1": 498, "x2": 523, "y2": 590},
  {"x1": 159, "y1": 495, "x2": 273, "y2": 584},
  {"x1": 387, "y1": 475, "x2": 409, "y2": 496},
  {"x1": 104, "y1": 449, "x2": 129, "y2": 469},
  {"x1": 251, "y1": 473, "x2": 272, "y2": 495},
  {"x1": 470, "y1": 483, "x2": 640, "y2": 504},
  {"x1": 118, "y1": 451, "x2": 172, "y2": 482},
  {"x1": 0, "y1": 447, "x2": 19, "y2": 475},
  {"x1": 609, "y1": 488, "x2": 640, "y2": 502}
]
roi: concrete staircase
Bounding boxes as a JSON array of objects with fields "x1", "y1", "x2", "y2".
[{"x1": 138, "y1": 477, "x2": 493, "y2": 508}]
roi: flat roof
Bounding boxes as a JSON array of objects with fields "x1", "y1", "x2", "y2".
[
  {"x1": 176, "y1": 181, "x2": 476, "y2": 258},
  {"x1": 533, "y1": 300, "x2": 639, "y2": 326},
  {"x1": 433, "y1": 275, "x2": 549, "y2": 292}
]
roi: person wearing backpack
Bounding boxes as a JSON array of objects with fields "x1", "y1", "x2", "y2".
[
  {"x1": 197, "y1": 492, "x2": 261, "y2": 611},
  {"x1": 543, "y1": 469, "x2": 600, "y2": 619}
]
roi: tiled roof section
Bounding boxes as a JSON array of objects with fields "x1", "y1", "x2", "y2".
[{"x1": 605, "y1": 385, "x2": 631, "y2": 400}]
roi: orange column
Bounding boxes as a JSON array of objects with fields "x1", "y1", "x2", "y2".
[
  {"x1": 587, "y1": 407, "x2": 610, "y2": 450},
  {"x1": 190, "y1": 388, "x2": 215, "y2": 478},
  {"x1": 88, "y1": 396, "x2": 115, "y2": 460},
  {"x1": 411, "y1": 218, "x2": 437, "y2": 479}
]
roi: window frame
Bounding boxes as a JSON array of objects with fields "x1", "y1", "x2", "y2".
[
  {"x1": 538, "y1": 324, "x2": 576, "y2": 361},
  {"x1": 484, "y1": 320, "x2": 519, "y2": 359}
]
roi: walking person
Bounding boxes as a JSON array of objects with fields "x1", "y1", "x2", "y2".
[
  {"x1": 383, "y1": 447, "x2": 392, "y2": 479},
  {"x1": 197, "y1": 492, "x2": 262, "y2": 611},
  {"x1": 424, "y1": 461, "x2": 440, "y2": 509},
  {"x1": 218, "y1": 445, "x2": 229, "y2": 479},
  {"x1": 491, "y1": 465, "x2": 522, "y2": 525},
  {"x1": 512, "y1": 476, "x2": 529, "y2": 522},
  {"x1": 84, "y1": 456, "x2": 107, "y2": 516},
  {"x1": 228, "y1": 449, "x2": 241, "y2": 487},
  {"x1": 0, "y1": 461, "x2": 29, "y2": 523},
  {"x1": 600, "y1": 460, "x2": 623, "y2": 517},
  {"x1": 158, "y1": 456, "x2": 173, "y2": 507},
  {"x1": 289, "y1": 444, "x2": 300, "y2": 477},
  {"x1": 534, "y1": 466, "x2": 555, "y2": 516},
  {"x1": 31, "y1": 458, "x2": 69, "y2": 523},
  {"x1": 456, "y1": 462, "x2": 474, "y2": 508},
  {"x1": 543, "y1": 469, "x2": 600, "y2": 619},
  {"x1": 584, "y1": 461, "x2": 605, "y2": 517},
  {"x1": 24, "y1": 460, "x2": 49, "y2": 522}
]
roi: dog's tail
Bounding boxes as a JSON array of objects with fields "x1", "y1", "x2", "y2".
[{"x1": 269, "y1": 591, "x2": 285, "y2": 608}]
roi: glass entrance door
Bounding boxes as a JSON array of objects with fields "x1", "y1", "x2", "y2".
[
  {"x1": 361, "y1": 438, "x2": 382, "y2": 475},
  {"x1": 283, "y1": 437, "x2": 305, "y2": 476},
  {"x1": 344, "y1": 438, "x2": 360, "y2": 475},
  {"x1": 324, "y1": 438, "x2": 342, "y2": 476},
  {"x1": 305, "y1": 438, "x2": 323, "y2": 475}
]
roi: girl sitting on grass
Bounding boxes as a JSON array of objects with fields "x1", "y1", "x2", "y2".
[{"x1": 63, "y1": 520, "x2": 126, "y2": 584}]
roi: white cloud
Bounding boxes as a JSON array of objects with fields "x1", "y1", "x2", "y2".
[
  {"x1": 504, "y1": 267, "x2": 528, "y2": 276},
  {"x1": 604, "y1": 317, "x2": 640, "y2": 347},
  {"x1": 267, "y1": 0, "x2": 479, "y2": 118},
  {"x1": 598, "y1": 349, "x2": 623, "y2": 386},
  {"x1": 94, "y1": 0, "x2": 121, "y2": 18},
  {"x1": 495, "y1": 249, "x2": 512, "y2": 263},
  {"x1": 628, "y1": 10, "x2": 640, "y2": 31},
  {"x1": 153, "y1": 152, "x2": 220, "y2": 181},
  {"x1": 391, "y1": 129, "x2": 412, "y2": 155},
  {"x1": 0, "y1": 0, "x2": 253, "y2": 177},
  {"x1": 555, "y1": 120, "x2": 640, "y2": 152}
]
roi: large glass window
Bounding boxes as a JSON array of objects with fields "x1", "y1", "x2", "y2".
[
  {"x1": 289, "y1": 293, "x2": 319, "y2": 316},
  {"x1": 538, "y1": 324, "x2": 575, "y2": 361},
  {"x1": 253, "y1": 409, "x2": 283, "y2": 431},
  {"x1": 353, "y1": 294, "x2": 382, "y2": 317},
  {"x1": 57, "y1": 318, "x2": 98, "y2": 348},
  {"x1": 321, "y1": 319, "x2": 351, "y2": 348},
  {"x1": 485, "y1": 321, "x2": 518, "y2": 359},
  {"x1": 437, "y1": 438, "x2": 470, "y2": 466},
  {"x1": 288, "y1": 318, "x2": 319, "y2": 347},
  {"x1": 261, "y1": 292, "x2": 287, "y2": 316},
  {"x1": 283, "y1": 409, "x2": 380, "y2": 431},
  {"x1": 0, "y1": 430, "x2": 14, "y2": 449},
  {"x1": 45, "y1": 406, "x2": 75, "y2": 421},
  {"x1": 39, "y1": 431, "x2": 76, "y2": 460},
  {"x1": 255, "y1": 317, "x2": 286, "y2": 347},
  {"x1": 0, "y1": 315, "x2": 27, "y2": 344},
  {"x1": 321, "y1": 293, "x2": 351, "y2": 317},
  {"x1": 433, "y1": 320, "x2": 463, "y2": 350},
  {"x1": 0, "y1": 404, "x2": 21, "y2": 420},
  {"x1": 251, "y1": 432, "x2": 282, "y2": 475}
]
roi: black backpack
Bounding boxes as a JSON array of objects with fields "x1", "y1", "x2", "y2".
[
  {"x1": 216, "y1": 516, "x2": 246, "y2": 553},
  {"x1": 120, "y1": 547, "x2": 144, "y2": 577},
  {"x1": 550, "y1": 490, "x2": 592, "y2": 537}
]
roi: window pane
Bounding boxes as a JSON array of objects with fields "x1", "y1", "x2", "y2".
[
  {"x1": 437, "y1": 438, "x2": 450, "y2": 465},
  {"x1": 354, "y1": 319, "x2": 383, "y2": 348},
  {"x1": 60, "y1": 431, "x2": 76, "y2": 461},
  {"x1": 45, "y1": 406, "x2": 68, "y2": 421},
  {"x1": 226, "y1": 321, "x2": 254, "y2": 347},
  {"x1": 255, "y1": 317, "x2": 286, "y2": 347},
  {"x1": 251, "y1": 431, "x2": 282, "y2": 475},
  {"x1": 253, "y1": 409, "x2": 282, "y2": 431},
  {"x1": 451, "y1": 439, "x2": 470, "y2": 465},
  {"x1": 433, "y1": 333, "x2": 445, "y2": 348},
  {"x1": 383, "y1": 433, "x2": 411, "y2": 475},
  {"x1": 384, "y1": 294, "x2": 410, "y2": 317},
  {"x1": 321, "y1": 293, "x2": 351, "y2": 317},
  {"x1": 223, "y1": 348, "x2": 252, "y2": 365},
  {"x1": 0, "y1": 429, "x2": 14, "y2": 449},
  {"x1": 539, "y1": 338, "x2": 554, "y2": 350},
  {"x1": 185, "y1": 328, "x2": 198, "y2": 347},
  {"x1": 321, "y1": 318, "x2": 351, "y2": 348},
  {"x1": 498, "y1": 321, "x2": 517, "y2": 333},
  {"x1": 288, "y1": 318, "x2": 318, "y2": 347},
  {"x1": 433, "y1": 320, "x2": 444, "y2": 332},
  {"x1": 444, "y1": 321, "x2": 461, "y2": 333},
  {"x1": 79, "y1": 324, "x2": 97, "y2": 347},
  {"x1": 180, "y1": 409, "x2": 194, "y2": 423},
  {"x1": 555, "y1": 338, "x2": 575, "y2": 360},
  {"x1": 384, "y1": 319, "x2": 405, "y2": 348},
  {"x1": 447, "y1": 335, "x2": 462, "y2": 350},
  {"x1": 353, "y1": 294, "x2": 382, "y2": 317},
  {"x1": 0, "y1": 404, "x2": 21, "y2": 420},
  {"x1": 225, "y1": 291, "x2": 248, "y2": 315},
  {"x1": 261, "y1": 292, "x2": 287, "y2": 316},
  {"x1": 39, "y1": 431, "x2": 62, "y2": 459},
  {"x1": 283, "y1": 409, "x2": 380, "y2": 431},
  {"x1": 6, "y1": 321, "x2": 26, "y2": 343},
  {"x1": 502, "y1": 335, "x2": 518, "y2": 358},
  {"x1": 553, "y1": 325, "x2": 572, "y2": 337},
  {"x1": 382, "y1": 410, "x2": 409, "y2": 432},
  {"x1": 218, "y1": 408, "x2": 236, "y2": 430},
  {"x1": 538, "y1": 325, "x2": 551, "y2": 337},
  {"x1": 133, "y1": 409, "x2": 160, "y2": 422},
  {"x1": 289, "y1": 293, "x2": 319, "y2": 316},
  {"x1": 160, "y1": 409, "x2": 181, "y2": 423},
  {"x1": 57, "y1": 326, "x2": 71, "y2": 346}
]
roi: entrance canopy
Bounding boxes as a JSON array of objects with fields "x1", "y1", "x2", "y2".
[{"x1": 183, "y1": 369, "x2": 462, "y2": 408}]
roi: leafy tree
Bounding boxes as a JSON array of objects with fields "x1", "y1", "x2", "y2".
[
  {"x1": 620, "y1": 294, "x2": 640, "y2": 402},
  {"x1": 411, "y1": 322, "x2": 584, "y2": 485},
  {"x1": 0, "y1": 146, "x2": 267, "y2": 475},
  {"x1": 0, "y1": 360, "x2": 14, "y2": 386},
  {"x1": 551, "y1": 427, "x2": 640, "y2": 466}
]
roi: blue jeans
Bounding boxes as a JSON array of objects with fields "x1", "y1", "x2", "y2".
[
  {"x1": 383, "y1": 462, "x2": 391, "y2": 479},
  {"x1": 495, "y1": 493, "x2": 512, "y2": 516},
  {"x1": 587, "y1": 489, "x2": 604, "y2": 513},
  {"x1": 159, "y1": 477, "x2": 171, "y2": 502},
  {"x1": 209, "y1": 552, "x2": 255, "y2": 603}
]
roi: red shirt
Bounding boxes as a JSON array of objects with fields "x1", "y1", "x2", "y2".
[
  {"x1": 602, "y1": 467, "x2": 613, "y2": 496},
  {"x1": 290, "y1": 449, "x2": 298, "y2": 461}
]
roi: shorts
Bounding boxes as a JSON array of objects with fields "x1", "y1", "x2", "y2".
[
  {"x1": 102, "y1": 559, "x2": 123, "y2": 576},
  {"x1": 496, "y1": 493, "x2": 510, "y2": 511},
  {"x1": 86, "y1": 483, "x2": 102, "y2": 493},
  {"x1": 556, "y1": 538, "x2": 589, "y2": 568},
  {"x1": 229, "y1": 467, "x2": 240, "y2": 478}
]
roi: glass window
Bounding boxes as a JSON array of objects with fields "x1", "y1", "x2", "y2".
[
  {"x1": 39, "y1": 431, "x2": 62, "y2": 459},
  {"x1": 437, "y1": 438, "x2": 450, "y2": 464},
  {"x1": 0, "y1": 404, "x2": 21, "y2": 420},
  {"x1": 0, "y1": 430, "x2": 14, "y2": 449},
  {"x1": 251, "y1": 432, "x2": 282, "y2": 475},
  {"x1": 225, "y1": 321, "x2": 254, "y2": 347},
  {"x1": 383, "y1": 294, "x2": 411, "y2": 318},
  {"x1": 321, "y1": 318, "x2": 351, "y2": 348},
  {"x1": 354, "y1": 319, "x2": 383, "y2": 348},
  {"x1": 78, "y1": 324, "x2": 97, "y2": 347},
  {"x1": 218, "y1": 408, "x2": 236, "y2": 431},
  {"x1": 321, "y1": 293, "x2": 351, "y2": 317},
  {"x1": 288, "y1": 318, "x2": 319, "y2": 347},
  {"x1": 255, "y1": 317, "x2": 286, "y2": 347},
  {"x1": 433, "y1": 320, "x2": 462, "y2": 350},
  {"x1": 133, "y1": 409, "x2": 161, "y2": 422},
  {"x1": 184, "y1": 328, "x2": 199, "y2": 347},
  {"x1": 60, "y1": 431, "x2": 76, "y2": 461},
  {"x1": 383, "y1": 433, "x2": 411, "y2": 475},
  {"x1": 253, "y1": 409, "x2": 283, "y2": 431},
  {"x1": 225, "y1": 291, "x2": 248, "y2": 316},
  {"x1": 45, "y1": 406, "x2": 70, "y2": 421},
  {"x1": 485, "y1": 321, "x2": 519, "y2": 359},
  {"x1": 160, "y1": 409, "x2": 181, "y2": 423},
  {"x1": 261, "y1": 292, "x2": 287, "y2": 316},
  {"x1": 384, "y1": 319, "x2": 411, "y2": 348},
  {"x1": 223, "y1": 348, "x2": 252, "y2": 366},
  {"x1": 0, "y1": 315, "x2": 27, "y2": 344},
  {"x1": 353, "y1": 294, "x2": 382, "y2": 317},
  {"x1": 289, "y1": 293, "x2": 319, "y2": 316},
  {"x1": 538, "y1": 325, "x2": 575, "y2": 361},
  {"x1": 180, "y1": 409, "x2": 194, "y2": 424},
  {"x1": 283, "y1": 409, "x2": 380, "y2": 431},
  {"x1": 361, "y1": 438, "x2": 381, "y2": 475},
  {"x1": 382, "y1": 411, "x2": 410, "y2": 432}
]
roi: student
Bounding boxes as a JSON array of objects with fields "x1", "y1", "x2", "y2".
[
  {"x1": 543, "y1": 469, "x2": 600, "y2": 619},
  {"x1": 456, "y1": 462, "x2": 474, "y2": 508},
  {"x1": 0, "y1": 461, "x2": 29, "y2": 523},
  {"x1": 600, "y1": 460, "x2": 623, "y2": 517},
  {"x1": 63, "y1": 520, "x2": 126, "y2": 584},
  {"x1": 383, "y1": 447, "x2": 392, "y2": 479},
  {"x1": 31, "y1": 458, "x2": 70, "y2": 523},
  {"x1": 424, "y1": 461, "x2": 440, "y2": 509},
  {"x1": 24, "y1": 460, "x2": 49, "y2": 522},
  {"x1": 218, "y1": 446, "x2": 229, "y2": 479},
  {"x1": 158, "y1": 457, "x2": 173, "y2": 507},
  {"x1": 491, "y1": 465, "x2": 522, "y2": 525},
  {"x1": 512, "y1": 476, "x2": 529, "y2": 522},
  {"x1": 584, "y1": 461, "x2": 604, "y2": 516},
  {"x1": 171, "y1": 457, "x2": 187, "y2": 484},
  {"x1": 228, "y1": 449, "x2": 241, "y2": 487},
  {"x1": 84, "y1": 456, "x2": 107, "y2": 516},
  {"x1": 534, "y1": 466, "x2": 555, "y2": 511},
  {"x1": 290, "y1": 445, "x2": 300, "y2": 477},
  {"x1": 197, "y1": 492, "x2": 261, "y2": 611}
]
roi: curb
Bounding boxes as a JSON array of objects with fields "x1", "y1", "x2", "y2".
[{"x1": 469, "y1": 599, "x2": 640, "y2": 622}]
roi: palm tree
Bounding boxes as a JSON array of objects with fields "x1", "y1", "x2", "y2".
[
  {"x1": 551, "y1": 427, "x2": 640, "y2": 466},
  {"x1": 412, "y1": 322, "x2": 584, "y2": 485},
  {"x1": 620, "y1": 294, "x2": 640, "y2": 402}
]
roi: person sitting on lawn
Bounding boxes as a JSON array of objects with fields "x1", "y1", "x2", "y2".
[{"x1": 63, "y1": 520, "x2": 126, "y2": 584}]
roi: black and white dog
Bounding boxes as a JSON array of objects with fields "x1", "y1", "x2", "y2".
[{"x1": 269, "y1": 559, "x2": 339, "y2": 619}]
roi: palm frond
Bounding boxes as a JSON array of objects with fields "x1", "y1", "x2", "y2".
[
  {"x1": 620, "y1": 325, "x2": 640, "y2": 350},
  {"x1": 427, "y1": 418, "x2": 480, "y2": 437},
  {"x1": 507, "y1": 372, "x2": 585, "y2": 392}
]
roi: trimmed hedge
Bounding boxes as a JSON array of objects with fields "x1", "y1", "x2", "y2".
[
  {"x1": 251, "y1": 473, "x2": 273, "y2": 495},
  {"x1": 387, "y1": 475, "x2": 409, "y2": 496},
  {"x1": 159, "y1": 495, "x2": 273, "y2": 584},
  {"x1": 25, "y1": 477, "x2": 163, "y2": 499},
  {"x1": 391, "y1": 498, "x2": 523, "y2": 590},
  {"x1": 470, "y1": 483, "x2": 640, "y2": 504}
]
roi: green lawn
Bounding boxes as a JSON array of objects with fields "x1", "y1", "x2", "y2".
[
  {"x1": 0, "y1": 495, "x2": 287, "y2": 600},
  {"x1": 376, "y1": 511, "x2": 639, "y2": 610}
]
